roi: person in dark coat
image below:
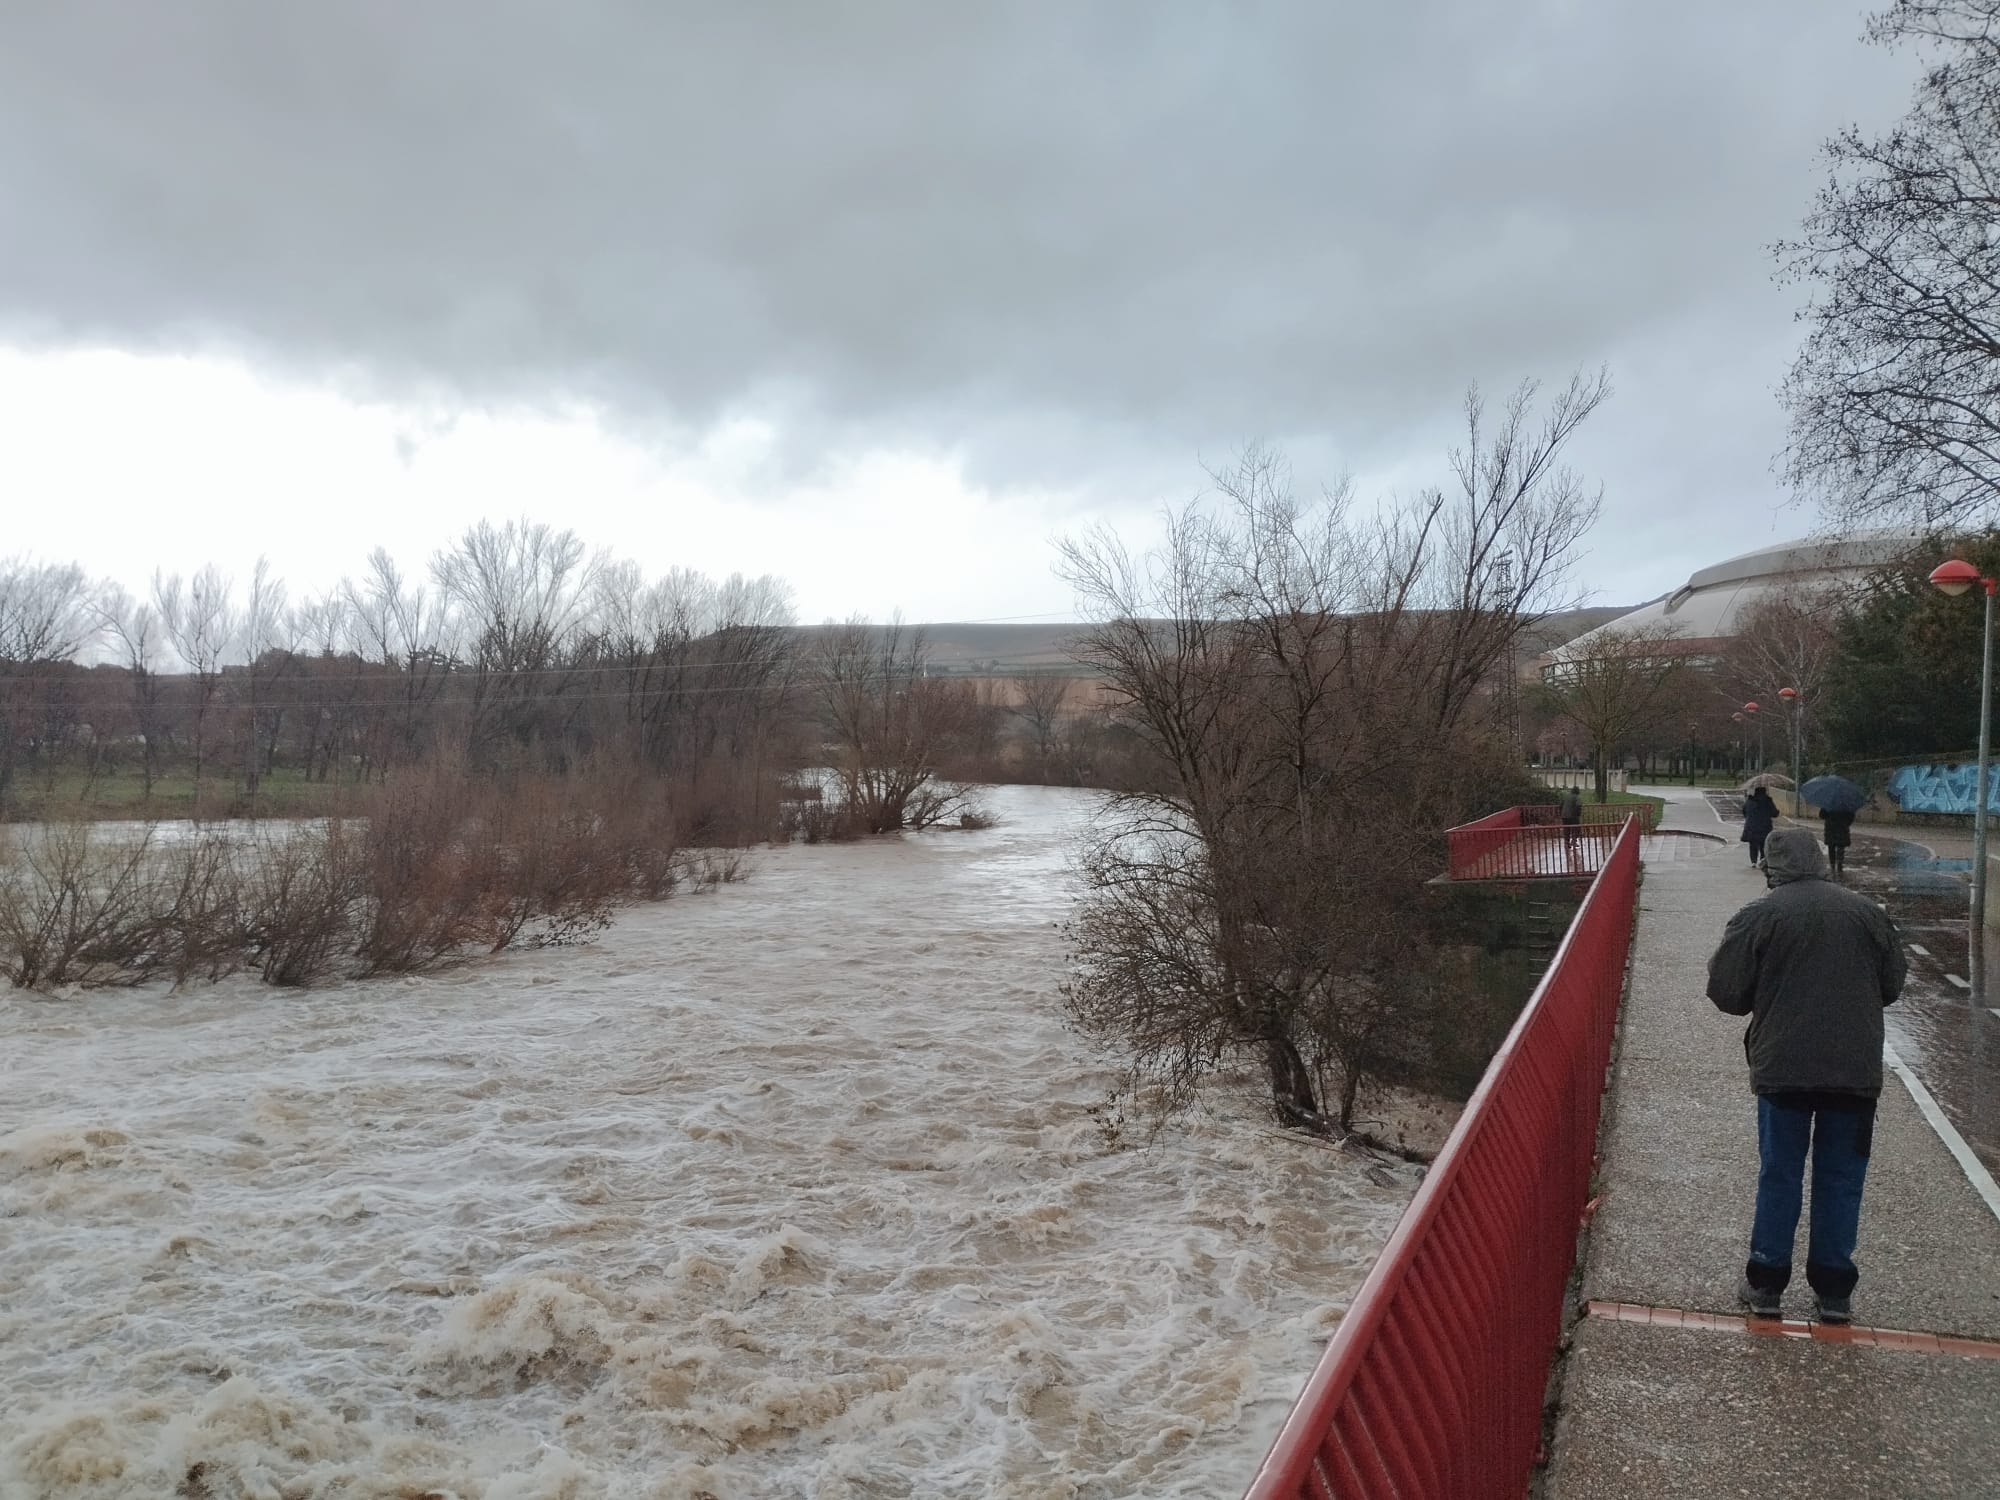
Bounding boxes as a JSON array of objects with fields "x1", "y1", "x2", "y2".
[
  {"x1": 1706, "y1": 828, "x2": 1906, "y2": 1324},
  {"x1": 1819, "y1": 805, "x2": 1856, "y2": 875},
  {"x1": 1558, "y1": 787, "x2": 1582, "y2": 858},
  {"x1": 1740, "y1": 787, "x2": 1778, "y2": 866}
]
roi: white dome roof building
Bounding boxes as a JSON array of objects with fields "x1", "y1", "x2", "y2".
[{"x1": 1542, "y1": 530, "x2": 1922, "y2": 678}]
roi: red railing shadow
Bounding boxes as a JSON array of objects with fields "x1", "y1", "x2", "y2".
[{"x1": 1244, "y1": 818, "x2": 1641, "y2": 1500}]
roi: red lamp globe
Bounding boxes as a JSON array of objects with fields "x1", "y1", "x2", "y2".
[
  {"x1": 1743, "y1": 701, "x2": 1760, "y2": 714},
  {"x1": 1930, "y1": 558, "x2": 1982, "y2": 597},
  {"x1": 1779, "y1": 686, "x2": 1798, "y2": 701}
]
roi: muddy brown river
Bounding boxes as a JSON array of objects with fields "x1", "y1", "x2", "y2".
[{"x1": 0, "y1": 786, "x2": 1404, "y2": 1500}]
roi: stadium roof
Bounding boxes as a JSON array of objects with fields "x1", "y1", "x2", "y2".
[{"x1": 1551, "y1": 530, "x2": 1922, "y2": 663}]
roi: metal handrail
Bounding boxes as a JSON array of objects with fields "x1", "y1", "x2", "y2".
[{"x1": 1244, "y1": 817, "x2": 1642, "y2": 1500}]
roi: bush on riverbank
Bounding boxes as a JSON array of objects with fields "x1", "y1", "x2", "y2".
[{"x1": 0, "y1": 763, "x2": 739, "y2": 992}]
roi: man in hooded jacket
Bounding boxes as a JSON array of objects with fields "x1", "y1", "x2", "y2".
[{"x1": 1706, "y1": 827, "x2": 1906, "y2": 1323}]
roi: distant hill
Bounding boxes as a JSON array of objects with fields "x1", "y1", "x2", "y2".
[{"x1": 914, "y1": 622, "x2": 1093, "y2": 671}]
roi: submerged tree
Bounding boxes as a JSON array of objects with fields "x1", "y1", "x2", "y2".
[
  {"x1": 1058, "y1": 372, "x2": 1607, "y2": 1135},
  {"x1": 812, "y1": 617, "x2": 979, "y2": 833}
]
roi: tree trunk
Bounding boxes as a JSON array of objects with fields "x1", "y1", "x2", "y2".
[{"x1": 1263, "y1": 1031, "x2": 1322, "y2": 1130}]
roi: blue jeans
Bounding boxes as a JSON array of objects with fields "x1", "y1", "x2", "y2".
[{"x1": 1746, "y1": 1095, "x2": 1875, "y2": 1297}]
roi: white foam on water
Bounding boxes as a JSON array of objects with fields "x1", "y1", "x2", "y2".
[{"x1": 0, "y1": 786, "x2": 1406, "y2": 1499}]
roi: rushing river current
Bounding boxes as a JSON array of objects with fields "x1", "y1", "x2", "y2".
[{"x1": 1, "y1": 785, "x2": 1405, "y2": 1500}]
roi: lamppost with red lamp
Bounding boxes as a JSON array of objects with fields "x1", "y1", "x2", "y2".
[
  {"x1": 1779, "y1": 685, "x2": 1802, "y2": 818},
  {"x1": 1744, "y1": 700, "x2": 1763, "y2": 776},
  {"x1": 1731, "y1": 710, "x2": 1745, "y2": 777},
  {"x1": 1930, "y1": 557, "x2": 1994, "y2": 977}
]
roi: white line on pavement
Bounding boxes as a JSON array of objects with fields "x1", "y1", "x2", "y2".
[
  {"x1": 1910, "y1": 944, "x2": 1931, "y2": 957},
  {"x1": 1948, "y1": 973, "x2": 1972, "y2": 989},
  {"x1": 1885, "y1": 1043, "x2": 2000, "y2": 1227}
]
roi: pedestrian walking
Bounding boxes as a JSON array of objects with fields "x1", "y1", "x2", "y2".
[
  {"x1": 1706, "y1": 828, "x2": 1906, "y2": 1324},
  {"x1": 1558, "y1": 786, "x2": 1582, "y2": 860},
  {"x1": 1819, "y1": 805, "x2": 1855, "y2": 875},
  {"x1": 1740, "y1": 786, "x2": 1777, "y2": 866}
]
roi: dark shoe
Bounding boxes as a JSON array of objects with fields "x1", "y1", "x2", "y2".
[
  {"x1": 1737, "y1": 1276, "x2": 1782, "y2": 1319},
  {"x1": 1814, "y1": 1291, "x2": 1852, "y2": 1325}
]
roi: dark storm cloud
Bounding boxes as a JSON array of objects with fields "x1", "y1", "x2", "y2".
[{"x1": 0, "y1": 1, "x2": 1918, "y2": 538}]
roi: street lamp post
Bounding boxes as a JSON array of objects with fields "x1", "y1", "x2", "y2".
[
  {"x1": 1930, "y1": 558, "x2": 1995, "y2": 979},
  {"x1": 1744, "y1": 701, "x2": 1763, "y2": 776},
  {"x1": 1731, "y1": 710, "x2": 1745, "y2": 777},
  {"x1": 1779, "y1": 686, "x2": 1802, "y2": 817}
]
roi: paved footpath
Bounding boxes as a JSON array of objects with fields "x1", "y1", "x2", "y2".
[{"x1": 1544, "y1": 797, "x2": 2000, "y2": 1499}]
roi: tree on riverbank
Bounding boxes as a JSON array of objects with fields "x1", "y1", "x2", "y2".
[{"x1": 1059, "y1": 372, "x2": 1606, "y2": 1136}]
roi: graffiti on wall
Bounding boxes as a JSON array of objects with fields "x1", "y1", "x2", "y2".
[{"x1": 1888, "y1": 764, "x2": 2000, "y2": 814}]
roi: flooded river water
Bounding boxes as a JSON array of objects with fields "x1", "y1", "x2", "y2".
[{"x1": 0, "y1": 785, "x2": 1403, "y2": 1500}]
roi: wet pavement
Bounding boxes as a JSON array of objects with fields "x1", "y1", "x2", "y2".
[
  {"x1": 1544, "y1": 815, "x2": 2000, "y2": 1498},
  {"x1": 1843, "y1": 833, "x2": 2000, "y2": 1177}
]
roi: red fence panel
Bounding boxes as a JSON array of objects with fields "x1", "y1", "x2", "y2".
[
  {"x1": 1519, "y1": 800, "x2": 1662, "y2": 832},
  {"x1": 1244, "y1": 817, "x2": 1641, "y2": 1500},
  {"x1": 1448, "y1": 823, "x2": 1623, "y2": 880},
  {"x1": 1443, "y1": 807, "x2": 1526, "y2": 879}
]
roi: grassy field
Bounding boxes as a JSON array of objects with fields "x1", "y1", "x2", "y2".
[
  {"x1": 0, "y1": 765, "x2": 367, "y2": 822},
  {"x1": 1590, "y1": 789, "x2": 1668, "y2": 815}
]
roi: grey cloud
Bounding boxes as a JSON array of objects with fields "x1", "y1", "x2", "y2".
[{"x1": 0, "y1": 1, "x2": 1918, "y2": 533}]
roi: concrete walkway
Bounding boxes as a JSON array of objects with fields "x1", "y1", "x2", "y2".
[{"x1": 1543, "y1": 817, "x2": 2000, "y2": 1499}]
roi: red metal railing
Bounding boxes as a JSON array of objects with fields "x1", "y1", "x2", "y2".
[
  {"x1": 1448, "y1": 822, "x2": 1623, "y2": 880},
  {"x1": 1445, "y1": 801, "x2": 1655, "y2": 879},
  {"x1": 1245, "y1": 817, "x2": 1641, "y2": 1500},
  {"x1": 1519, "y1": 800, "x2": 1661, "y2": 833},
  {"x1": 1444, "y1": 807, "x2": 1527, "y2": 877}
]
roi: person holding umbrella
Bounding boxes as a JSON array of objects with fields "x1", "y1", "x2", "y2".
[
  {"x1": 1741, "y1": 784, "x2": 1779, "y2": 867},
  {"x1": 1803, "y1": 775, "x2": 1868, "y2": 877},
  {"x1": 1820, "y1": 808, "x2": 1855, "y2": 875}
]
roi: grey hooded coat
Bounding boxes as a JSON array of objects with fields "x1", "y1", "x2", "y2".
[{"x1": 1705, "y1": 828, "x2": 1906, "y2": 1098}]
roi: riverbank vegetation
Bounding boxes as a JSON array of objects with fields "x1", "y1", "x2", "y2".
[{"x1": 1057, "y1": 373, "x2": 1608, "y2": 1141}]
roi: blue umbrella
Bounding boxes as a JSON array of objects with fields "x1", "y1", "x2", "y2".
[{"x1": 1801, "y1": 775, "x2": 1867, "y2": 813}]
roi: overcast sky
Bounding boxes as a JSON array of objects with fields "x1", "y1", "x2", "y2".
[{"x1": 0, "y1": 1, "x2": 1922, "y2": 625}]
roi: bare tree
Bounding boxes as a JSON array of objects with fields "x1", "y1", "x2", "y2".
[
  {"x1": 1727, "y1": 582, "x2": 1844, "y2": 773},
  {"x1": 347, "y1": 547, "x2": 458, "y2": 778},
  {"x1": 238, "y1": 557, "x2": 292, "y2": 801},
  {"x1": 1779, "y1": 1, "x2": 2000, "y2": 527},
  {"x1": 432, "y1": 520, "x2": 602, "y2": 766},
  {"x1": 813, "y1": 617, "x2": 978, "y2": 833},
  {"x1": 1008, "y1": 672, "x2": 1073, "y2": 772},
  {"x1": 0, "y1": 558, "x2": 98, "y2": 801},
  {"x1": 153, "y1": 565, "x2": 236, "y2": 811},
  {"x1": 1535, "y1": 623, "x2": 1691, "y2": 801},
  {"x1": 95, "y1": 585, "x2": 168, "y2": 795},
  {"x1": 1422, "y1": 370, "x2": 1610, "y2": 729},
  {"x1": 1058, "y1": 376, "x2": 1605, "y2": 1135}
]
